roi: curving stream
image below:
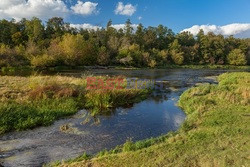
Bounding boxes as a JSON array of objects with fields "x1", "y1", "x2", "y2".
[{"x1": 0, "y1": 69, "x2": 240, "y2": 167}]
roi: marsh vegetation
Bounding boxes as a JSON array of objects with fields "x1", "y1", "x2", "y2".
[{"x1": 0, "y1": 75, "x2": 150, "y2": 134}]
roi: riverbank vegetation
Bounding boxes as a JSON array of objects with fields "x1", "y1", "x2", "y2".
[
  {"x1": 0, "y1": 75, "x2": 150, "y2": 134},
  {"x1": 0, "y1": 18, "x2": 249, "y2": 69},
  {"x1": 54, "y1": 72, "x2": 250, "y2": 167}
]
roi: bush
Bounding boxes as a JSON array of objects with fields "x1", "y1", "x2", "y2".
[
  {"x1": 148, "y1": 59, "x2": 156, "y2": 68},
  {"x1": 31, "y1": 54, "x2": 57, "y2": 68},
  {"x1": 227, "y1": 49, "x2": 247, "y2": 65},
  {"x1": 0, "y1": 43, "x2": 28, "y2": 67}
]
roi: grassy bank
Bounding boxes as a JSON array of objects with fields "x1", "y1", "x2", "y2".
[
  {"x1": 0, "y1": 75, "x2": 150, "y2": 134},
  {"x1": 54, "y1": 72, "x2": 250, "y2": 167}
]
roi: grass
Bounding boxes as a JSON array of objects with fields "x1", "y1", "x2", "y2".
[
  {"x1": 53, "y1": 72, "x2": 250, "y2": 167},
  {"x1": 0, "y1": 75, "x2": 150, "y2": 134}
]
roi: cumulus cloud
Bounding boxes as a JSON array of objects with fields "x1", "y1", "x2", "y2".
[
  {"x1": 181, "y1": 23, "x2": 250, "y2": 38},
  {"x1": 0, "y1": 0, "x2": 99, "y2": 20},
  {"x1": 115, "y1": 2, "x2": 136, "y2": 16},
  {"x1": 0, "y1": 0, "x2": 24, "y2": 9},
  {"x1": 71, "y1": 1, "x2": 98, "y2": 16},
  {"x1": 70, "y1": 23, "x2": 101, "y2": 30},
  {"x1": 0, "y1": 0, "x2": 69, "y2": 20}
]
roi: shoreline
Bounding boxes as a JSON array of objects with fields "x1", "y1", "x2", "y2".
[
  {"x1": 1, "y1": 64, "x2": 249, "y2": 74},
  {"x1": 51, "y1": 72, "x2": 250, "y2": 167}
]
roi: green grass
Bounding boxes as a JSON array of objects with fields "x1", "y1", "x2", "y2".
[
  {"x1": 0, "y1": 99, "x2": 78, "y2": 134},
  {"x1": 54, "y1": 72, "x2": 250, "y2": 167},
  {"x1": 0, "y1": 75, "x2": 150, "y2": 134}
]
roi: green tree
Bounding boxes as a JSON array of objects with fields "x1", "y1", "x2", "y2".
[
  {"x1": 125, "y1": 19, "x2": 133, "y2": 40},
  {"x1": 135, "y1": 23, "x2": 144, "y2": 49},
  {"x1": 227, "y1": 49, "x2": 247, "y2": 65},
  {"x1": 156, "y1": 25, "x2": 168, "y2": 50},
  {"x1": 176, "y1": 31, "x2": 195, "y2": 46},
  {"x1": 170, "y1": 39, "x2": 184, "y2": 65},
  {"x1": 97, "y1": 46, "x2": 110, "y2": 65},
  {"x1": 46, "y1": 17, "x2": 65, "y2": 38},
  {"x1": 143, "y1": 27, "x2": 157, "y2": 49},
  {"x1": 25, "y1": 17, "x2": 44, "y2": 43},
  {"x1": 59, "y1": 34, "x2": 98, "y2": 66}
]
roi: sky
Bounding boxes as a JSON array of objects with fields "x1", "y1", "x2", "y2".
[{"x1": 0, "y1": 0, "x2": 250, "y2": 38}]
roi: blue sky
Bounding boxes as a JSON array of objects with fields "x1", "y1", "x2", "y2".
[
  {"x1": 0, "y1": 0, "x2": 250, "y2": 37},
  {"x1": 66, "y1": 0, "x2": 250, "y2": 32}
]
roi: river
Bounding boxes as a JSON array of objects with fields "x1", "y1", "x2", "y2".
[{"x1": 0, "y1": 69, "x2": 241, "y2": 167}]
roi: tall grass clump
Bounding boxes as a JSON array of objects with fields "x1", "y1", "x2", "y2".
[
  {"x1": 0, "y1": 75, "x2": 151, "y2": 134},
  {"x1": 84, "y1": 88, "x2": 150, "y2": 116}
]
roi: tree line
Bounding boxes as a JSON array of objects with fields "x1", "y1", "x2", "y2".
[{"x1": 0, "y1": 17, "x2": 249, "y2": 68}]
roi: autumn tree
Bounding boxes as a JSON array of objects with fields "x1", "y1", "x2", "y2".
[
  {"x1": 227, "y1": 49, "x2": 247, "y2": 65},
  {"x1": 170, "y1": 39, "x2": 184, "y2": 65}
]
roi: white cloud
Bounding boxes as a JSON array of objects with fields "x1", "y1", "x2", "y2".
[
  {"x1": 71, "y1": 1, "x2": 98, "y2": 16},
  {"x1": 0, "y1": 0, "x2": 69, "y2": 20},
  {"x1": 181, "y1": 23, "x2": 250, "y2": 38},
  {"x1": 0, "y1": 0, "x2": 24, "y2": 9},
  {"x1": 138, "y1": 16, "x2": 142, "y2": 20},
  {"x1": 70, "y1": 23, "x2": 101, "y2": 30},
  {"x1": 0, "y1": 0, "x2": 99, "y2": 20},
  {"x1": 70, "y1": 23, "x2": 139, "y2": 31},
  {"x1": 114, "y1": 2, "x2": 136, "y2": 16},
  {"x1": 111, "y1": 24, "x2": 138, "y2": 30}
]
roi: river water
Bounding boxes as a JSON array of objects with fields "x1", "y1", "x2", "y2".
[{"x1": 0, "y1": 69, "x2": 240, "y2": 167}]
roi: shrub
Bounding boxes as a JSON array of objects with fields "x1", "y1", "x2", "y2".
[
  {"x1": 122, "y1": 139, "x2": 136, "y2": 152},
  {"x1": 31, "y1": 54, "x2": 57, "y2": 68},
  {"x1": 0, "y1": 43, "x2": 28, "y2": 67},
  {"x1": 148, "y1": 59, "x2": 156, "y2": 68}
]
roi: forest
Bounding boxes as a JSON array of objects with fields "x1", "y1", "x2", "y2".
[{"x1": 0, "y1": 17, "x2": 249, "y2": 68}]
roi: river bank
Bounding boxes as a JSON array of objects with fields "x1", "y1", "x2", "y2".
[
  {"x1": 53, "y1": 72, "x2": 250, "y2": 167},
  {"x1": 1, "y1": 65, "x2": 249, "y2": 76}
]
